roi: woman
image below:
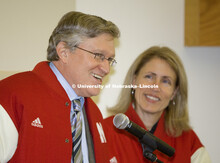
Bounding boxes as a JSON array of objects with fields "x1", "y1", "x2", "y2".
[{"x1": 104, "y1": 46, "x2": 211, "y2": 163}]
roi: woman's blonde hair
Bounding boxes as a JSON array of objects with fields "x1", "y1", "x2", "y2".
[{"x1": 108, "y1": 46, "x2": 191, "y2": 137}]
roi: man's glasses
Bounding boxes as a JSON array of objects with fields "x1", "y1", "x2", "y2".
[{"x1": 74, "y1": 46, "x2": 117, "y2": 66}]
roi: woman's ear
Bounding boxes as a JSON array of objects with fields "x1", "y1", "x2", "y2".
[
  {"x1": 171, "y1": 86, "x2": 179, "y2": 100},
  {"x1": 132, "y1": 75, "x2": 137, "y2": 88},
  {"x1": 56, "y1": 42, "x2": 68, "y2": 63}
]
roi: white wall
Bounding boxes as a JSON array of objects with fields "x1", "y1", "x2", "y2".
[
  {"x1": 0, "y1": 0, "x2": 219, "y2": 162},
  {"x1": 76, "y1": 0, "x2": 220, "y2": 162}
]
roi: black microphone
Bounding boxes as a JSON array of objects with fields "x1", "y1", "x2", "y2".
[{"x1": 113, "y1": 113, "x2": 175, "y2": 157}]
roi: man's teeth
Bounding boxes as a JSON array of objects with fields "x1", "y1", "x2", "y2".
[
  {"x1": 92, "y1": 73, "x2": 102, "y2": 80},
  {"x1": 146, "y1": 95, "x2": 159, "y2": 101}
]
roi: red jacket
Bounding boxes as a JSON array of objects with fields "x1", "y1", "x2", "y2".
[
  {"x1": 103, "y1": 104, "x2": 204, "y2": 163},
  {"x1": 0, "y1": 61, "x2": 109, "y2": 163}
]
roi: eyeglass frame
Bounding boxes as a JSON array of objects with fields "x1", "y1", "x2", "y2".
[{"x1": 74, "y1": 45, "x2": 117, "y2": 66}]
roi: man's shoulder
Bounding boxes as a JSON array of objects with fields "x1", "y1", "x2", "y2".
[
  {"x1": 0, "y1": 61, "x2": 51, "y2": 90},
  {"x1": 0, "y1": 71, "x2": 36, "y2": 90}
]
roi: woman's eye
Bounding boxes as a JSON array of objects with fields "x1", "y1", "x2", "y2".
[
  {"x1": 162, "y1": 79, "x2": 171, "y2": 85},
  {"x1": 145, "y1": 75, "x2": 152, "y2": 79}
]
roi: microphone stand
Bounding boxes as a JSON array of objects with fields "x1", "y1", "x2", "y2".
[
  {"x1": 142, "y1": 144, "x2": 163, "y2": 163},
  {"x1": 138, "y1": 130, "x2": 164, "y2": 163}
]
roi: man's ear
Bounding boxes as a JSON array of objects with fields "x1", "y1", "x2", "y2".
[
  {"x1": 171, "y1": 86, "x2": 179, "y2": 100},
  {"x1": 56, "y1": 42, "x2": 68, "y2": 63}
]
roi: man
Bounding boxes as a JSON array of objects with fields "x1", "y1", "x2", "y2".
[{"x1": 0, "y1": 11, "x2": 120, "y2": 163}]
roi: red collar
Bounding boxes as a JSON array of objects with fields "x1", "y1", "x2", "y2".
[
  {"x1": 32, "y1": 61, "x2": 69, "y2": 100},
  {"x1": 125, "y1": 103, "x2": 167, "y2": 137}
]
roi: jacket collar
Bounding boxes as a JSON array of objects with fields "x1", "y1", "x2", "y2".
[
  {"x1": 32, "y1": 61, "x2": 69, "y2": 101},
  {"x1": 125, "y1": 103, "x2": 166, "y2": 136}
]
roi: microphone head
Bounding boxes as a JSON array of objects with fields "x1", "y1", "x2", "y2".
[{"x1": 113, "y1": 113, "x2": 130, "y2": 129}]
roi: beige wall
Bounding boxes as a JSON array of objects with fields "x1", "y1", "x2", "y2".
[{"x1": 0, "y1": 0, "x2": 75, "y2": 72}]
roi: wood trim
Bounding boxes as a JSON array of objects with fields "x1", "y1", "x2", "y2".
[
  {"x1": 185, "y1": 0, "x2": 220, "y2": 46},
  {"x1": 185, "y1": 0, "x2": 200, "y2": 46}
]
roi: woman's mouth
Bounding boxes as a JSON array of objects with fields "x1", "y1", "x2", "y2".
[{"x1": 145, "y1": 94, "x2": 160, "y2": 102}]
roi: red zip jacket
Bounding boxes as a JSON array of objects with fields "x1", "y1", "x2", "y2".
[
  {"x1": 0, "y1": 61, "x2": 109, "y2": 163},
  {"x1": 103, "y1": 104, "x2": 209, "y2": 163}
]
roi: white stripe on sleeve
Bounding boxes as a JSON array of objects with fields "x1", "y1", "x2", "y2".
[
  {"x1": 0, "y1": 104, "x2": 18, "y2": 163},
  {"x1": 191, "y1": 147, "x2": 211, "y2": 163}
]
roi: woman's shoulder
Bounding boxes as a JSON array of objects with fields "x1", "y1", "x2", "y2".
[
  {"x1": 180, "y1": 129, "x2": 201, "y2": 141},
  {"x1": 174, "y1": 129, "x2": 203, "y2": 154},
  {"x1": 103, "y1": 115, "x2": 115, "y2": 131},
  {"x1": 179, "y1": 130, "x2": 211, "y2": 162},
  {"x1": 104, "y1": 115, "x2": 114, "y2": 123},
  {"x1": 103, "y1": 115, "x2": 128, "y2": 136}
]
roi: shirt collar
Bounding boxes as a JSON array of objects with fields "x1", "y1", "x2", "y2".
[{"x1": 49, "y1": 62, "x2": 84, "y2": 108}]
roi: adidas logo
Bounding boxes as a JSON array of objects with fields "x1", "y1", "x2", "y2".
[{"x1": 31, "y1": 117, "x2": 43, "y2": 128}]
